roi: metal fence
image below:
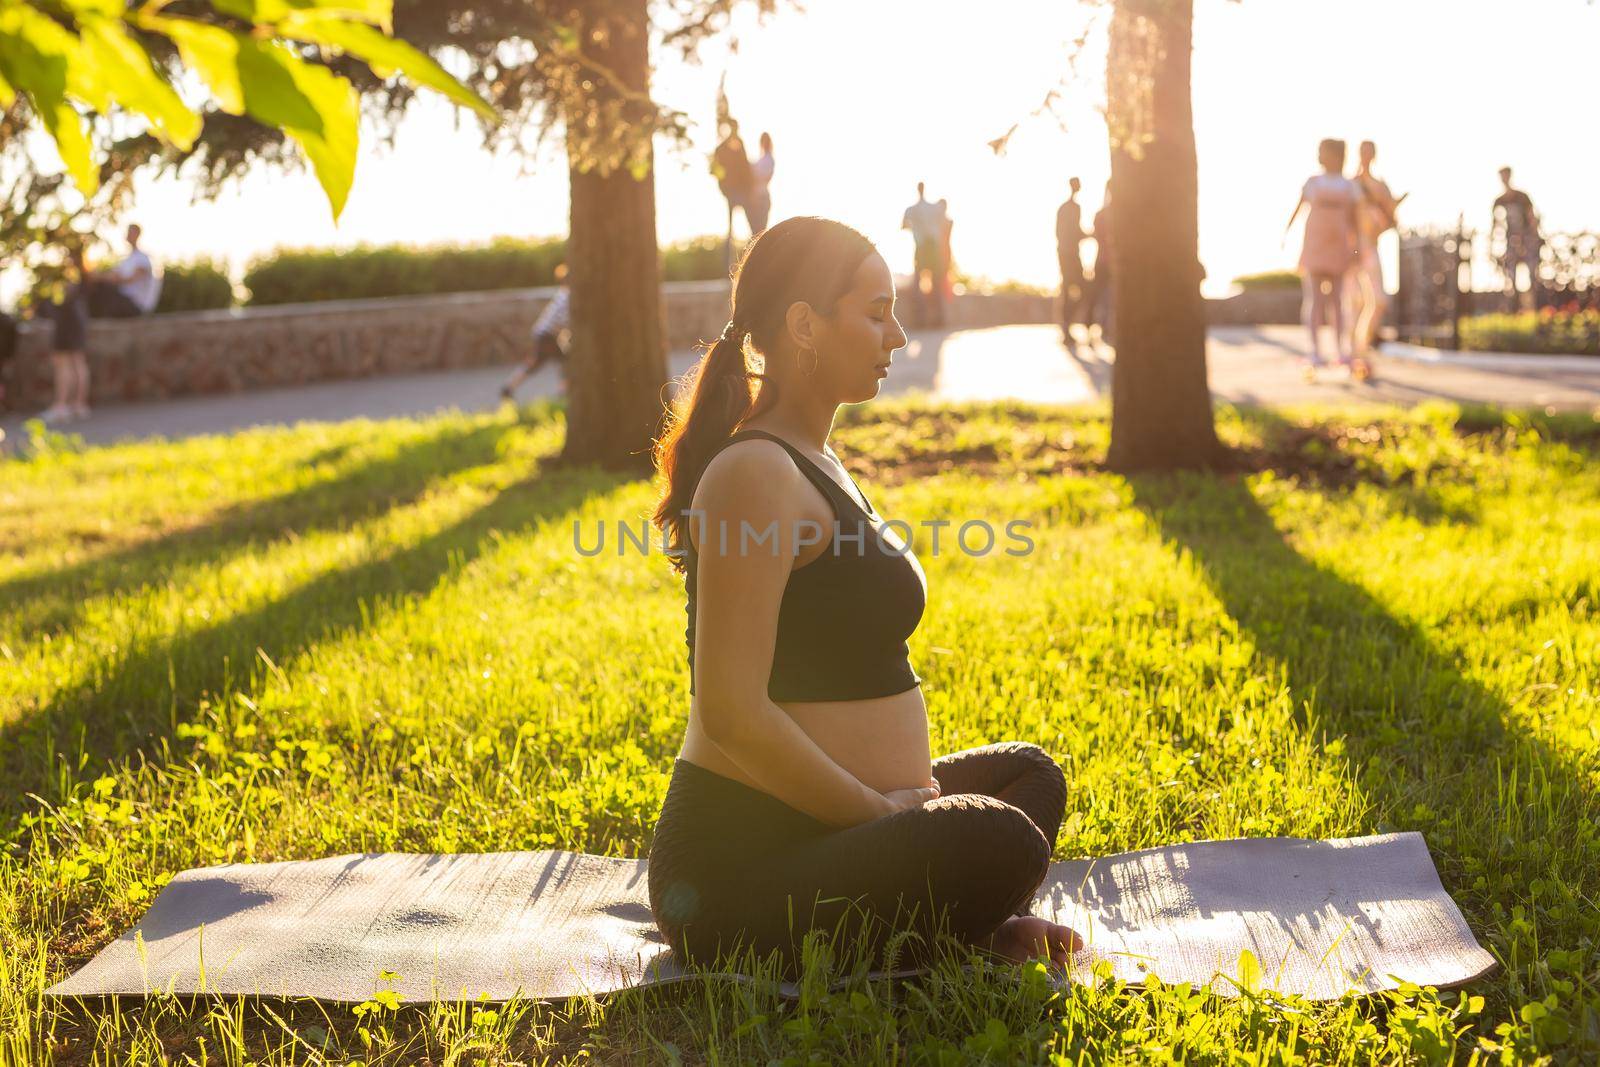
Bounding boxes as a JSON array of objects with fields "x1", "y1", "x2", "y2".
[{"x1": 1395, "y1": 225, "x2": 1600, "y2": 352}]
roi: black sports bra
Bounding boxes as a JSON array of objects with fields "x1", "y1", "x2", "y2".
[{"x1": 683, "y1": 429, "x2": 927, "y2": 702}]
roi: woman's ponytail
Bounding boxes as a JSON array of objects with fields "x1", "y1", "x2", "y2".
[
  {"x1": 651, "y1": 217, "x2": 875, "y2": 571},
  {"x1": 651, "y1": 321, "x2": 773, "y2": 571}
]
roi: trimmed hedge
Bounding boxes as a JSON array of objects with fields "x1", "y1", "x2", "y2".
[
  {"x1": 951, "y1": 271, "x2": 1053, "y2": 297},
  {"x1": 156, "y1": 260, "x2": 235, "y2": 312},
  {"x1": 242, "y1": 237, "x2": 567, "y2": 306},
  {"x1": 661, "y1": 235, "x2": 746, "y2": 282},
  {"x1": 1232, "y1": 269, "x2": 1302, "y2": 290},
  {"x1": 19, "y1": 259, "x2": 235, "y2": 315},
  {"x1": 241, "y1": 236, "x2": 741, "y2": 306},
  {"x1": 1458, "y1": 309, "x2": 1600, "y2": 356}
]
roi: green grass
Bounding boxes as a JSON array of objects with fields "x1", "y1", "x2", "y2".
[{"x1": 2, "y1": 398, "x2": 1598, "y2": 1064}]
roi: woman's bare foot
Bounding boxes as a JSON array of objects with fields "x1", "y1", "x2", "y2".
[{"x1": 984, "y1": 915, "x2": 1082, "y2": 969}]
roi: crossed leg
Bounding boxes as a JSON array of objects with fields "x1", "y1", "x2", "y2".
[{"x1": 677, "y1": 742, "x2": 1072, "y2": 973}]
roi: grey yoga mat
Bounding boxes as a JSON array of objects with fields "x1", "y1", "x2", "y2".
[{"x1": 47, "y1": 831, "x2": 1496, "y2": 1004}]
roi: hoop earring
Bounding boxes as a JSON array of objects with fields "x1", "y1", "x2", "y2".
[{"x1": 801, "y1": 347, "x2": 820, "y2": 377}]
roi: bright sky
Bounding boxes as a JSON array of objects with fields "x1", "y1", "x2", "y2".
[{"x1": 18, "y1": 0, "x2": 1600, "y2": 302}]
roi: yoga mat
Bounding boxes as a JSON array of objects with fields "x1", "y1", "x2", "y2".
[{"x1": 47, "y1": 831, "x2": 1496, "y2": 1003}]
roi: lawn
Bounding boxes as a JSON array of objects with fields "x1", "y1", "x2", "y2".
[{"x1": 2, "y1": 398, "x2": 1597, "y2": 1064}]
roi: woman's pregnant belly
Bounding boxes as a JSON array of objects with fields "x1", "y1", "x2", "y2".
[{"x1": 679, "y1": 685, "x2": 933, "y2": 796}]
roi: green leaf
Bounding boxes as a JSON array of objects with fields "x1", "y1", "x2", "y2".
[
  {"x1": 0, "y1": 4, "x2": 74, "y2": 106},
  {"x1": 138, "y1": 16, "x2": 244, "y2": 114},
  {"x1": 150, "y1": 26, "x2": 351, "y2": 214},
  {"x1": 271, "y1": 44, "x2": 359, "y2": 220},
  {"x1": 299, "y1": 0, "x2": 392, "y2": 30},
  {"x1": 43, "y1": 98, "x2": 100, "y2": 194},
  {"x1": 278, "y1": 13, "x2": 496, "y2": 122},
  {"x1": 1235, "y1": 948, "x2": 1262, "y2": 995},
  {"x1": 77, "y1": 15, "x2": 200, "y2": 148},
  {"x1": 213, "y1": 0, "x2": 393, "y2": 32},
  {"x1": 1, "y1": 2, "x2": 118, "y2": 130},
  {"x1": 0, "y1": 3, "x2": 99, "y2": 192},
  {"x1": 0, "y1": 65, "x2": 14, "y2": 107},
  {"x1": 234, "y1": 40, "x2": 324, "y2": 133}
]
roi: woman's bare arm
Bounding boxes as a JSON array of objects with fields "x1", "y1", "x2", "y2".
[
  {"x1": 689, "y1": 442, "x2": 932, "y2": 828},
  {"x1": 1284, "y1": 194, "x2": 1307, "y2": 238}
]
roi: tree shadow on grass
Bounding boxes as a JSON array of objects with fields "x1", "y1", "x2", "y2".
[
  {"x1": 1127, "y1": 444, "x2": 1598, "y2": 995},
  {"x1": 1, "y1": 456, "x2": 630, "y2": 817},
  {"x1": 1, "y1": 420, "x2": 521, "y2": 642}
]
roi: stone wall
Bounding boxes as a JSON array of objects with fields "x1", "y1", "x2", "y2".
[
  {"x1": 3, "y1": 283, "x2": 723, "y2": 410},
  {"x1": 1205, "y1": 286, "x2": 1303, "y2": 325},
  {"x1": 2, "y1": 282, "x2": 1061, "y2": 411},
  {"x1": 3, "y1": 281, "x2": 1310, "y2": 411}
]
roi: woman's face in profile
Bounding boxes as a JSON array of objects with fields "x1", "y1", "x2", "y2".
[{"x1": 813, "y1": 253, "x2": 907, "y2": 403}]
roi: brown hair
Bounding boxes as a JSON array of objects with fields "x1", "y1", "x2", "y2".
[{"x1": 651, "y1": 216, "x2": 875, "y2": 572}]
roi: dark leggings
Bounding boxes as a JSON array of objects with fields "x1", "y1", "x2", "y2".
[{"x1": 646, "y1": 742, "x2": 1067, "y2": 974}]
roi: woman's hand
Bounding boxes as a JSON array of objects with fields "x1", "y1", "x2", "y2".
[{"x1": 879, "y1": 777, "x2": 940, "y2": 817}]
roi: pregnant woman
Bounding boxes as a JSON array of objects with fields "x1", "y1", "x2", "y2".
[{"x1": 646, "y1": 216, "x2": 1080, "y2": 976}]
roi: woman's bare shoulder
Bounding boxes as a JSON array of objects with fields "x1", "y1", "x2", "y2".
[{"x1": 689, "y1": 439, "x2": 809, "y2": 547}]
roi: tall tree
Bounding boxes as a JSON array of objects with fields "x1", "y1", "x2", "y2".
[
  {"x1": 1103, "y1": 0, "x2": 1221, "y2": 471},
  {"x1": 558, "y1": 0, "x2": 665, "y2": 473}
]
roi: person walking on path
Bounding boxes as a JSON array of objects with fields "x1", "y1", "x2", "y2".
[
  {"x1": 500, "y1": 264, "x2": 570, "y2": 402},
  {"x1": 1055, "y1": 177, "x2": 1087, "y2": 341},
  {"x1": 1285, "y1": 139, "x2": 1362, "y2": 377},
  {"x1": 1346, "y1": 140, "x2": 1405, "y2": 380},
  {"x1": 1087, "y1": 182, "x2": 1115, "y2": 347},
  {"x1": 901, "y1": 183, "x2": 949, "y2": 328},
  {"x1": 40, "y1": 245, "x2": 93, "y2": 424},
  {"x1": 646, "y1": 215, "x2": 1081, "y2": 979},
  {"x1": 1493, "y1": 166, "x2": 1542, "y2": 312},
  {"x1": 746, "y1": 132, "x2": 775, "y2": 235}
]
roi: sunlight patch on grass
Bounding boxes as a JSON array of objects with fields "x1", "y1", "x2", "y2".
[{"x1": 1, "y1": 400, "x2": 1596, "y2": 1062}]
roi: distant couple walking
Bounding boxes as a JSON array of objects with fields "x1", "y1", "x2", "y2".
[
  {"x1": 1285, "y1": 139, "x2": 1403, "y2": 380},
  {"x1": 1056, "y1": 177, "x2": 1113, "y2": 345},
  {"x1": 713, "y1": 124, "x2": 776, "y2": 237}
]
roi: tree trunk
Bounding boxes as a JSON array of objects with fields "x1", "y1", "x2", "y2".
[
  {"x1": 1104, "y1": 0, "x2": 1221, "y2": 472},
  {"x1": 559, "y1": 0, "x2": 668, "y2": 475}
]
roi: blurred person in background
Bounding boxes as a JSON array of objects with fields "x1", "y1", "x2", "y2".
[
  {"x1": 901, "y1": 183, "x2": 950, "y2": 327},
  {"x1": 1493, "y1": 166, "x2": 1542, "y2": 312},
  {"x1": 41, "y1": 245, "x2": 93, "y2": 424},
  {"x1": 1285, "y1": 139, "x2": 1361, "y2": 377},
  {"x1": 1056, "y1": 177, "x2": 1087, "y2": 342},
  {"x1": 501, "y1": 263, "x2": 571, "y2": 402},
  {"x1": 747, "y1": 132, "x2": 776, "y2": 235},
  {"x1": 1347, "y1": 140, "x2": 1405, "y2": 380},
  {"x1": 85, "y1": 224, "x2": 161, "y2": 318}
]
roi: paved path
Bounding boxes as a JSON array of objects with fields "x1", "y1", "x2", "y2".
[{"x1": 5, "y1": 326, "x2": 1598, "y2": 451}]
